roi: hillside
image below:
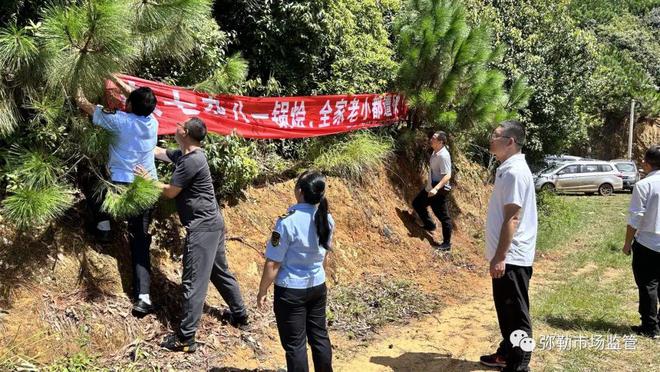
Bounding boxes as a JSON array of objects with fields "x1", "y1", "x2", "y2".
[{"x1": 0, "y1": 155, "x2": 492, "y2": 370}]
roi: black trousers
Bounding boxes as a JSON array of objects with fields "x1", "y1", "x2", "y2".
[
  {"x1": 179, "y1": 227, "x2": 247, "y2": 341},
  {"x1": 412, "y1": 187, "x2": 452, "y2": 244},
  {"x1": 493, "y1": 264, "x2": 533, "y2": 372},
  {"x1": 632, "y1": 240, "x2": 660, "y2": 332},
  {"x1": 274, "y1": 283, "x2": 332, "y2": 372},
  {"x1": 86, "y1": 181, "x2": 154, "y2": 299}
]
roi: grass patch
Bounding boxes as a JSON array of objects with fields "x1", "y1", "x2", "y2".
[
  {"x1": 536, "y1": 192, "x2": 580, "y2": 253},
  {"x1": 327, "y1": 274, "x2": 437, "y2": 340},
  {"x1": 531, "y1": 194, "x2": 660, "y2": 371},
  {"x1": 311, "y1": 131, "x2": 393, "y2": 181}
]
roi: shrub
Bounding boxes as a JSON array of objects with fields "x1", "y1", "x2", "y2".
[
  {"x1": 311, "y1": 131, "x2": 394, "y2": 180},
  {"x1": 204, "y1": 133, "x2": 259, "y2": 198}
]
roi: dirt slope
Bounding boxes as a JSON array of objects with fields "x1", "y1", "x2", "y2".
[{"x1": 0, "y1": 156, "x2": 493, "y2": 370}]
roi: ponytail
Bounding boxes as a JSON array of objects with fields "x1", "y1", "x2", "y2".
[
  {"x1": 315, "y1": 196, "x2": 331, "y2": 249},
  {"x1": 296, "y1": 170, "x2": 332, "y2": 250}
]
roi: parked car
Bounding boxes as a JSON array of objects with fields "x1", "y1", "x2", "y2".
[
  {"x1": 610, "y1": 159, "x2": 640, "y2": 191},
  {"x1": 534, "y1": 160, "x2": 624, "y2": 196}
]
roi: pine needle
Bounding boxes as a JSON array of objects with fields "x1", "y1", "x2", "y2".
[
  {"x1": 1, "y1": 185, "x2": 74, "y2": 229},
  {"x1": 101, "y1": 176, "x2": 161, "y2": 219}
]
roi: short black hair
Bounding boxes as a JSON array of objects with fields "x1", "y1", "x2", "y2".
[
  {"x1": 127, "y1": 87, "x2": 157, "y2": 117},
  {"x1": 644, "y1": 144, "x2": 660, "y2": 169},
  {"x1": 432, "y1": 131, "x2": 448, "y2": 144},
  {"x1": 185, "y1": 117, "x2": 207, "y2": 142},
  {"x1": 499, "y1": 120, "x2": 526, "y2": 147}
]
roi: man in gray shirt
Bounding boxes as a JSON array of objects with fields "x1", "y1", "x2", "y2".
[
  {"x1": 141, "y1": 117, "x2": 248, "y2": 353},
  {"x1": 412, "y1": 131, "x2": 453, "y2": 251}
]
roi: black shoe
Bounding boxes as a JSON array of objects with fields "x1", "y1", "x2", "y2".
[
  {"x1": 631, "y1": 325, "x2": 660, "y2": 339},
  {"x1": 479, "y1": 352, "x2": 507, "y2": 368},
  {"x1": 132, "y1": 299, "x2": 154, "y2": 316},
  {"x1": 222, "y1": 309, "x2": 249, "y2": 330},
  {"x1": 161, "y1": 333, "x2": 197, "y2": 353},
  {"x1": 433, "y1": 242, "x2": 452, "y2": 252}
]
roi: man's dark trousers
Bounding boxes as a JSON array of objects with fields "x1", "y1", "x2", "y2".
[
  {"x1": 412, "y1": 187, "x2": 452, "y2": 244},
  {"x1": 493, "y1": 264, "x2": 533, "y2": 372},
  {"x1": 179, "y1": 220, "x2": 247, "y2": 341},
  {"x1": 86, "y1": 181, "x2": 153, "y2": 299},
  {"x1": 632, "y1": 240, "x2": 660, "y2": 333}
]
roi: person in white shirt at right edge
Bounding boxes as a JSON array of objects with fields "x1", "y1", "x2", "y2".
[
  {"x1": 623, "y1": 144, "x2": 660, "y2": 340},
  {"x1": 479, "y1": 120, "x2": 538, "y2": 372}
]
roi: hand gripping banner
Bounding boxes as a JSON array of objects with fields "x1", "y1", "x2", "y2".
[{"x1": 106, "y1": 75, "x2": 408, "y2": 139}]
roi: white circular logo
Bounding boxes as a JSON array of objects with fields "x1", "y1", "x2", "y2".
[
  {"x1": 519, "y1": 337, "x2": 536, "y2": 352},
  {"x1": 510, "y1": 329, "x2": 528, "y2": 347}
]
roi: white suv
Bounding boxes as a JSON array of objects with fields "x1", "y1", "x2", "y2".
[{"x1": 534, "y1": 161, "x2": 624, "y2": 196}]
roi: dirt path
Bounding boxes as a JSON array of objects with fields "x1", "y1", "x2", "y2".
[
  {"x1": 334, "y1": 195, "x2": 630, "y2": 372},
  {"x1": 334, "y1": 284, "x2": 499, "y2": 372}
]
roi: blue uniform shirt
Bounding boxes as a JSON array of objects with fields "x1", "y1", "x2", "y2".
[
  {"x1": 265, "y1": 203, "x2": 335, "y2": 289},
  {"x1": 92, "y1": 106, "x2": 158, "y2": 183}
]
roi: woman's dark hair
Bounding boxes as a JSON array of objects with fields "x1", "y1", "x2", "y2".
[
  {"x1": 127, "y1": 87, "x2": 157, "y2": 117},
  {"x1": 296, "y1": 170, "x2": 331, "y2": 249}
]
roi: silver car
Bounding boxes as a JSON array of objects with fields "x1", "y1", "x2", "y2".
[
  {"x1": 534, "y1": 161, "x2": 624, "y2": 196},
  {"x1": 610, "y1": 159, "x2": 640, "y2": 191}
]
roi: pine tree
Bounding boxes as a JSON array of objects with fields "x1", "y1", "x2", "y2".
[
  {"x1": 0, "y1": 0, "x2": 215, "y2": 229},
  {"x1": 395, "y1": 0, "x2": 531, "y2": 139}
]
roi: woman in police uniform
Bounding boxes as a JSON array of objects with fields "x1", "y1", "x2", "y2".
[{"x1": 257, "y1": 171, "x2": 334, "y2": 372}]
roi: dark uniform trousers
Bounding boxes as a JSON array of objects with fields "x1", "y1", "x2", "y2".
[
  {"x1": 274, "y1": 283, "x2": 332, "y2": 372},
  {"x1": 493, "y1": 264, "x2": 533, "y2": 372},
  {"x1": 412, "y1": 187, "x2": 452, "y2": 244},
  {"x1": 179, "y1": 226, "x2": 247, "y2": 341},
  {"x1": 86, "y1": 181, "x2": 154, "y2": 299},
  {"x1": 632, "y1": 240, "x2": 660, "y2": 333}
]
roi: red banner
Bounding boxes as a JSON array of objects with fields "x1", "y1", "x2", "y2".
[{"x1": 106, "y1": 75, "x2": 408, "y2": 139}]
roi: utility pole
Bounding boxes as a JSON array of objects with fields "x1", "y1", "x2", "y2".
[{"x1": 628, "y1": 99, "x2": 635, "y2": 160}]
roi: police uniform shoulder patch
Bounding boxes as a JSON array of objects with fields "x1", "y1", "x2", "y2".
[
  {"x1": 270, "y1": 231, "x2": 281, "y2": 247},
  {"x1": 278, "y1": 210, "x2": 295, "y2": 220},
  {"x1": 102, "y1": 107, "x2": 117, "y2": 114}
]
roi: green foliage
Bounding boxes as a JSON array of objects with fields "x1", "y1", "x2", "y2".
[
  {"x1": 395, "y1": 0, "x2": 531, "y2": 139},
  {"x1": 4, "y1": 147, "x2": 64, "y2": 189},
  {"x1": 194, "y1": 53, "x2": 249, "y2": 94},
  {"x1": 1, "y1": 185, "x2": 74, "y2": 229},
  {"x1": 0, "y1": 146, "x2": 73, "y2": 228},
  {"x1": 40, "y1": 0, "x2": 137, "y2": 96},
  {"x1": 204, "y1": 133, "x2": 260, "y2": 197},
  {"x1": 69, "y1": 118, "x2": 116, "y2": 164},
  {"x1": 44, "y1": 352, "x2": 105, "y2": 372},
  {"x1": 101, "y1": 176, "x2": 161, "y2": 219},
  {"x1": 0, "y1": 88, "x2": 19, "y2": 137},
  {"x1": 536, "y1": 191, "x2": 579, "y2": 253},
  {"x1": 0, "y1": 0, "x2": 225, "y2": 228},
  {"x1": 311, "y1": 131, "x2": 394, "y2": 180},
  {"x1": 130, "y1": 0, "x2": 213, "y2": 61},
  {"x1": 0, "y1": 22, "x2": 39, "y2": 74},
  {"x1": 214, "y1": 0, "x2": 400, "y2": 95},
  {"x1": 317, "y1": 0, "x2": 400, "y2": 94}
]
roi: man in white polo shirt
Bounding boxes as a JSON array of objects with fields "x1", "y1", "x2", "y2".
[
  {"x1": 480, "y1": 120, "x2": 537, "y2": 372},
  {"x1": 412, "y1": 131, "x2": 453, "y2": 251},
  {"x1": 623, "y1": 144, "x2": 660, "y2": 339}
]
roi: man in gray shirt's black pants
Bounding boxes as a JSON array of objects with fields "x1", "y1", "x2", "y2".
[
  {"x1": 412, "y1": 131, "x2": 453, "y2": 251},
  {"x1": 142, "y1": 117, "x2": 248, "y2": 353}
]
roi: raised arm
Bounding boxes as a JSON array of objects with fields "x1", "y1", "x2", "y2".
[
  {"x1": 111, "y1": 74, "x2": 135, "y2": 97},
  {"x1": 74, "y1": 88, "x2": 96, "y2": 117},
  {"x1": 154, "y1": 146, "x2": 173, "y2": 163}
]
